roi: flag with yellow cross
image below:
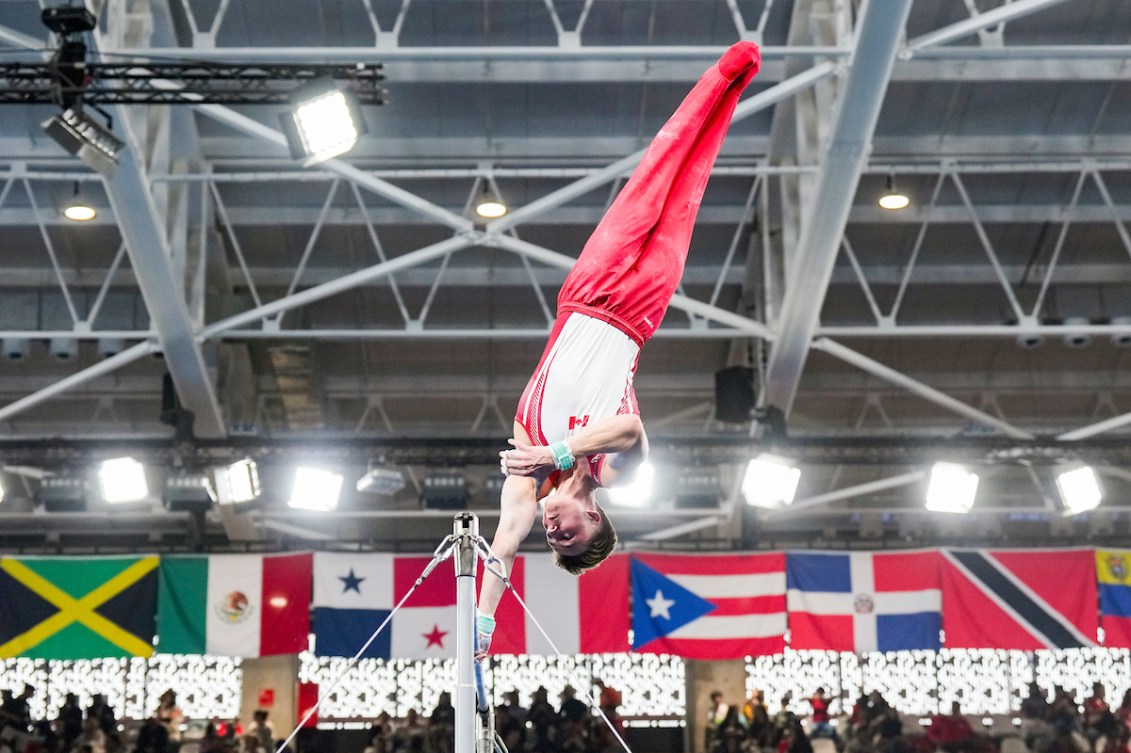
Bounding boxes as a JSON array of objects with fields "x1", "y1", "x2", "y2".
[{"x1": 0, "y1": 555, "x2": 158, "y2": 659}]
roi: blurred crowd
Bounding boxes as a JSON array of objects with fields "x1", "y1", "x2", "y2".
[
  {"x1": 364, "y1": 681, "x2": 625, "y2": 753},
  {"x1": 0, "y1": 685, "x2": 281, "y2": 753},
  {"x1": 705, "y1": 683, "x2": 1131, "y2": 753}
]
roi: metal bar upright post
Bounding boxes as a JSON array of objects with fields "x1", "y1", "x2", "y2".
[{"x1": 453, "y1": 512, "x2": 480, "y2": 753}]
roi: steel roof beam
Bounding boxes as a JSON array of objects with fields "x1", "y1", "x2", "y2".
[
  {"x1": 905, "y1": 0, "x2": 1074, "y2": 55},
  {"x1": 761, "y1": 0, "x2": 913, "y2": 417}
]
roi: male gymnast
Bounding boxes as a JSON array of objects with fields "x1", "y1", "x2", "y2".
[{"x1": 477, "y1": 41, "x2": 761, "y2": 653}]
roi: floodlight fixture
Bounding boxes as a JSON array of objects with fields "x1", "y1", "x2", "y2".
[
  {"x1": 288, "y1": 467, "x2": 343, "y2": 511},
  {"x1": 474, "y1": 185, "x2": 508, "y2": 219},
  {"x1": 2, "y1": 338, "x2": 29, "y2": 362},
  {"x1": 1056, "y1": 465, "x2": 1102, "y2": 516},
  {"x1": 98, "y1": 457, "x2": 149, "y2": 504},
  {"x1": 39, "y1": 475, "x2": 86, "y2": 512},
  {"x1": 41, "y1": 108, "x2": 124, "y2": 176},
  {"x1": 925, "y1": 462, "x2": 979, "y2": 514},
  {"x1": 280, "y1": 79, "x2": 366, "y2": 166},
  {"x1": 63, "y1": 182, "x2": 96, "y2": 221},
  {"x1": 0, "y1": 478, "x2": 5, "y2": 505},
  {"x1": 741, "y1": 454, "x2": 800, "y2": 509},
  {"x1": 606, "y1": 462, "x2": 655, "y2": 508},
  {"x1": 356, "y1": 466, "x2": 405, "y2": 495},
  {"x1": 421, "y1": 474, "x2": 469, "y2": 510},
  {"x1": 163, "y1": 473, "x2": 217, "y2": 513},
  {"x1": 878, "y1": 175, "x2": 910, "y2": 210},
  {"x1": 216, "y1": 458, "x2": 261, "y2": 505}
]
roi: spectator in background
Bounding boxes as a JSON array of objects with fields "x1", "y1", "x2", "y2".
[
  {"x1": 526, "y1": 686, "x2": 557, "y2": 753},
  {"x1": 780, "y1": 718, "x2": 813, "y2": 753},
  {"x1": 558, "y1": 687, "x2": 590, "y2": 753},
  {"x1": 1084, "y1": 682, "x2": 1118, "y2": 750},
  {"x1": 809, "y1": 687, "x2": 837, "y2": 742},
  {"x1": 248, "y1": 711, "x2": 273, "y2": 753},
  {"x1": 559, "y1": 686, "x2": 588, "y2": 726},
  {"x1": 366, "y1": 712, "x2": 393, "y2": 753},
  {"x1": 427, "y1": 692, "x2": 455, "y2": 753},
  {"x1": 743, "y1": 689, "x2": 771, "y2": 748},
  {"x1": 706, "y1": 691, "x2": 730, "y2": 753},
  {"x1": 133, "y1": 718, "x2": 169, "y2": 753},
  {"x1": 58, "y1": 693, "x2": 84, "y2": 750},
  {"x1": 197, "y1": 721, "x2": 223, "y2": 753},
  {"x1": 596, "y1": 680, "x2": 622, "y2": 720},
  {"x1": 86, "y1": 695, "x2": 116, "y2": 738},
  {"x1": 495, "y1": 704, "x2": 524, "y2": 753},
  {"x1": 155, "y1": 691, "x2": 182, "y2": 753},
  {"x1": 928, "y1": 702, "x2": 975, "y2": 753},
  {"x1": 1116, "y1": 689, "x2": 1131, "y2": 731},
  {"x1": 71, "y1": 719, "x2": 107, "y2": 753}
]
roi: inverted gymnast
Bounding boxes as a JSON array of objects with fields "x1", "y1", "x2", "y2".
[{"x1": 477, "y1": 41, "x2": 761, "y2": 655}]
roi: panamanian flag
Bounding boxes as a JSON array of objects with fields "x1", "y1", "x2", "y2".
[
  {"x1": 313, "y1": 552, "x2": 459, "y2": 659},
  {"x1": 786, "y1": 550, "x2": 942, "y2": 652}
]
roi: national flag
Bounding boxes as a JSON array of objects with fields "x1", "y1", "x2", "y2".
[
  {"x1": 158, "y1": 552, "x2": 312, "y2": 657},
  {"x1": 314, "y1": 552, "x2": 628, "y2": 658},
  {"x1": 491, "y1": 553, "x2": 629, "y2": 655},
  {"x1": 941, "y1": 548, "x2": 1097, "y2": 650},
  {"x1": 0, "y1": 555, "x2": 157, "y2": 659},
  {"x1": 1095, "y1": 548, "x2": 1131, "y2": 648},
  {"x1": 786, "y1": 551, "x2": 941, "y2": 652},
  {"x1": 313, "y1": 552, "x2": 459, "y2": 659},
  {"x1": 630, "y1": 552, "x2": 785, "y2": 659}
]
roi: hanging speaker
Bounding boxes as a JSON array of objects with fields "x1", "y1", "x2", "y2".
[{"x1": 714, "y1": 366, "x2": 754, "y2": 423}]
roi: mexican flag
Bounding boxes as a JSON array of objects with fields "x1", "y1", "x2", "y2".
[{"x1": 158, "y1": 552, "x2": 312, "y2": 657}]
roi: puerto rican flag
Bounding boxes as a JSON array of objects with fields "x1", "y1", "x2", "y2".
[
  {"x1": 786, "y1": 551, "x2": 942, "y2": 652},
  {"x1": 630, "y1": 553, "x2": 786, "y2": 659},
  {"x1": 941, "y1": 548, "x2": 1097, "y2": 650}
]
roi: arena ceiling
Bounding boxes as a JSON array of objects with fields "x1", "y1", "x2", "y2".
[{"x1": 0, "y1": 0, "x2": 1129, "y2": 553}]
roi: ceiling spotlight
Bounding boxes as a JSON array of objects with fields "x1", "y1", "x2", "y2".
[
  {"x1": 356, "y1": 466, "x2": 405, "y2": 495},
  {"x1": 98, "y1": 457, "x2": 149, "y2": 504},
  {"x1": 63, "y1": 182, "x2": 95, "y2": 222},
  {"x1": 280, "y1": 79, "x2": 366, "y2": 166},
  {"x1": 1057, "y1": 466, "x2": 1102, "y2": 516},
  {"x1": 163, "y1": 473, "x2": 216, "y2": 513},
  {"x1": 288, "y1": 467, "x2": 343, "y2": 511},
  {"x1": 474, "y1": 184, "x2": 508, "y2": 219},
  {"x1": 741, "y1": 454, "x2": 800, "y2": 509},
  {"x1": 878, "y1": 175, "x2": 910, "y2": 210},
  {"x1": 606, "y1": 462, "x2": 655, "y2": 508},
  {"x1": 41, "y1": 108, "x2": 124, "y2": 177},
  {"x1": 925, "y1": 462, "x2": 979, "y2": 514},
  {"x1": 216, "y1": 458, "x2": 260, "y2": 505}
]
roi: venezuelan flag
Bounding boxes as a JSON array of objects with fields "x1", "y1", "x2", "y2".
[{"x1": 1096, "y1": 549, "x2": 1131, "y2": 648}]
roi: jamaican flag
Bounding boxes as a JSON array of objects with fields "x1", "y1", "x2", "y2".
[{"x1": 0, "y1": 555, "x2": 158, "y2": 659}]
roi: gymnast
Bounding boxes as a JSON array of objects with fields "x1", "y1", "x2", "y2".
[{"x1": 477, "y1": 41, "x2": 761, "y2": 654}]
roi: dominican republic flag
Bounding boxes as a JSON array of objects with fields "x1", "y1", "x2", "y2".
[
  {"x1": 1094, "y1": 549, "x2": 1131, "y2": 647},
  {"x1": 489, "y1": 554, "x2": 629, "y2": 655},
  {"x1": 157, "y1": 553, "x2": 312, "y2": 657},
  {"x1": 941, "y1": 549, "x2": 1097, "y2": 650},
  {"x1": 630, "y1": 553, "x2": 785, "y2": 659},
  {"x1": 786, "y1": 551, "x2": 941, "y2": 653},
  {"x1": 313, "y1": 552, "x2": 628, "y2": 658}
]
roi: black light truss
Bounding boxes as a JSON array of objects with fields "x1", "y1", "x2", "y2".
[
  {"x1": 0, "y1": 62, "x2": 385, "y2": 105},
  {"x1": 0, "y1": 434, "x2": 1125, "y2": 469}
]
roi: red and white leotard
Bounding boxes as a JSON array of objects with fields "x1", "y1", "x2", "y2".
[{"x1": 515, "y1": 312, "x2": 640, "y2": 487}]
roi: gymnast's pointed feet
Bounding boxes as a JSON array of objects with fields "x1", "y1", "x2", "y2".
[{"x1": 718, "y1": 40, "x2": 761, "y2": 82}]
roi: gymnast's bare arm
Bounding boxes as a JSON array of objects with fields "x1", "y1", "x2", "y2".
[{"x1": 500, "y1": 413, "x2": 648, "y2": 482}]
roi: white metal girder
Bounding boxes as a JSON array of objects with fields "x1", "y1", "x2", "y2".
[
  {"x1": 904, "y1": 0, "x2": 1074, "y2": 55},
  {"x1": 761, "y1": 0, "x2": 913, "y2": 417}
]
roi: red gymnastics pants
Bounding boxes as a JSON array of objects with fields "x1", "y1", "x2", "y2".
[{"x1": 556, "y1": 41, "x2": 761, "y2": 347}]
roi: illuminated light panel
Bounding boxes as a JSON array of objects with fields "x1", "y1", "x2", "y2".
[
  {"x1": 1056, "y1": 466, "x2": 1102, "y2": 516},
  {"x1": 925, "y1": 462, "x2": 979, "y2": 513},
  {"x1": 98, "y1": 457, "x2": 149, "y2": 504},
  {"x1": 288, "y1": 467, "x2": 343, "y2": 511},
  {"x1": 606, "y1": 462, "x2": 655, "y2": 508},
  {"x1": 741, "y1": 454, "x2": 800, "y2": 509},
  {"x1": 64, "y1": 202, "x2": 96, "y2": 221},
  {"x1": 293, "y1": 91, "x2": 359, "y2": 165}
]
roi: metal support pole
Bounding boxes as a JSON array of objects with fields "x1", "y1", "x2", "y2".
[{"x1": 453, "y1": 512, "x2": 480, "y2": 753}]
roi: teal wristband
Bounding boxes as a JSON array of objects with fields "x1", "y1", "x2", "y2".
[
  {"x1": 550, "y1": 441, "x2": 574, "y2": 470},
  {"x1": 477, "y1": 612, "x2": 496, "y2": 636}
]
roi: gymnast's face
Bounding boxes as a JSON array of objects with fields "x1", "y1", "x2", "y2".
[{"x1": 542, "y1": 492, "x2": 600, "y2": 555}]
